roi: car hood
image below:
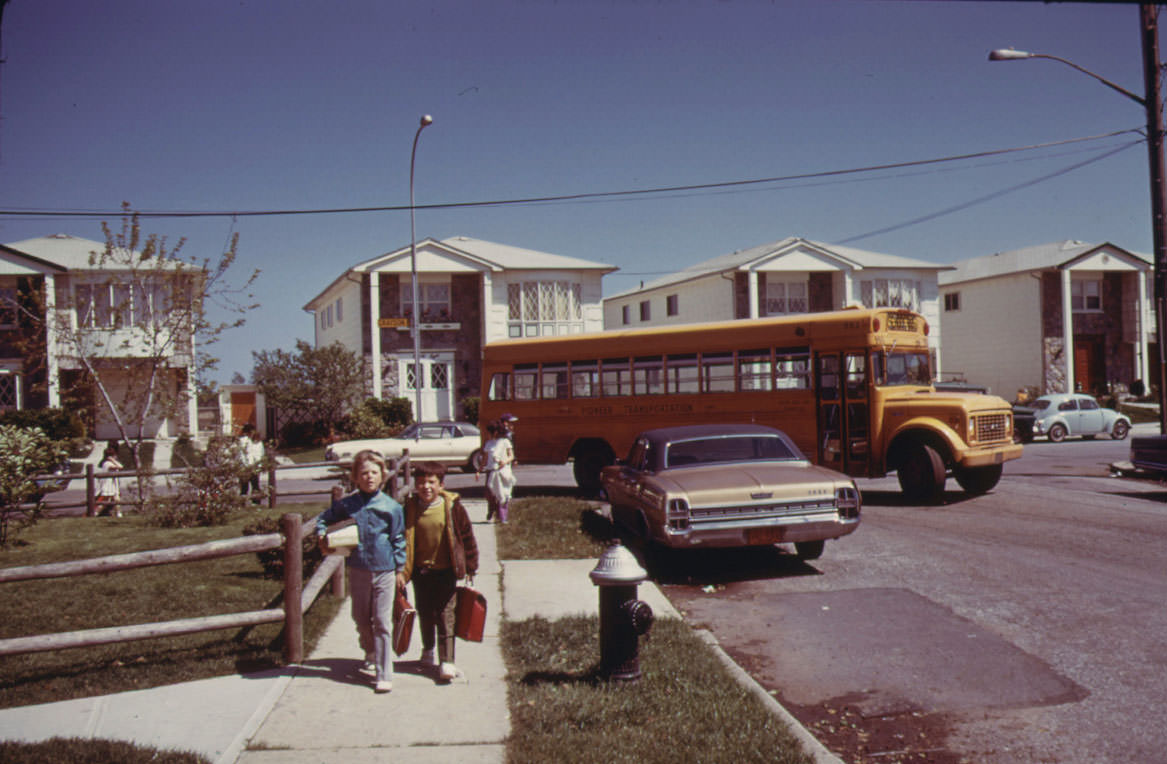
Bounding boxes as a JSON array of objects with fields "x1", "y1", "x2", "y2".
[{"x1": 651, "y1": 462, "x2": 851, "y2": 500}]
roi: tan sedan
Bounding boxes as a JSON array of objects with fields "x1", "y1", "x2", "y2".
[{"x1": 601, "y1": 423, "x2": 860, "y2": 560}]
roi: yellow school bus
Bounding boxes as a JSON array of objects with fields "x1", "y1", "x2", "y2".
[{"x1": 479, "y1": 307, "x2": 1021, "y2": 503}]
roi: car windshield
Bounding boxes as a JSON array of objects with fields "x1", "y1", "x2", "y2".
[
  {"x1": 873, "y1": 350, "x2": 931, "y2": 387},
  {"x1": 665, "y1": 434, "x2": 800, "y2": 468}
]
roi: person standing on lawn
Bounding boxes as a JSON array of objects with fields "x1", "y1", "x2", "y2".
[
  {"x1": 315, "y1": 449, "x2": 406, "y2": 693},
  {"x1": 398, "y1": 461, "x2": 479, "y2": 683},
  {"x1": 95, "y1": 441, "x2": 123, "y2": 517},
  {"x1": 238, "y1": 423, "x2": 266, "y2": 505}
]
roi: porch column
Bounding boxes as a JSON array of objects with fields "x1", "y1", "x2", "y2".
[
  {"x1": 43, "y1": 274, "x2": 60, "y2": 407},
  {"x1": 1139, "y1": 269, "x2": 1151, "y2": 386},
  {"x1": 370, "y1": 271, "x2": 382, "y2": 399},
  {"x1": 1061, "y1": 269, "x2": 1075, "y2": 394},
  {"x1": 747, "y1": 270, "x2": 759, "y2": 319}
]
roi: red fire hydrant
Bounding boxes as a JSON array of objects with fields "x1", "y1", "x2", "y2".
[{"x1": 589, "y1": 542, "x2": 654, "y2": 681}]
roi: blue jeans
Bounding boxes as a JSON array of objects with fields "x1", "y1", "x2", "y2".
[{"x1": 349, "y1": 567, "x2": 396, "y2": 681}]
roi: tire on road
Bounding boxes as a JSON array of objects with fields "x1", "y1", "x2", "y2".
[
  {"x1": 1111, "y1": 421, "x2": 1130, "y2": 440},
  {"x1": 572, "y1": 441, "x2": 615, "y2": 494},
  {"x1": 897, "y1": 441, "x2": 946, "y2": 505},
  {"x1": 1048, "y1": 423, "x2": 1068, "y2": 443},
  {"x1": 953, "y1": 463, "x2": 1003, "y2": 496}
]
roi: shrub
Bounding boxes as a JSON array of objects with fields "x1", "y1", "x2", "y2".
[
  {"x1": 0, "y1": 425, "x2": 66, "y2": 546},
  {"x1": 0, "y1": 407, "x2": 86, "y2": 442},
  {"x1": 460, "y1": 396, "x2": 480, "y2": 425},
  {"x1": 1131, "y1": 379, "x2": 1146, "y2": 398},
  {"x1": 152, "y1": 436, "x2": 250, "y2": 528},
  {"x1": 365, "y1": 396, "x2": 412, "y2": 428},
  {"x1": 342, "y1": 404, "x2": 394, "y2": 440},
  {"x1": 279, "y1": 419, "x2": 332, "y2": 448},
  {"x1": 242, "y1": 514, "x2": 322, "y2": 579}
]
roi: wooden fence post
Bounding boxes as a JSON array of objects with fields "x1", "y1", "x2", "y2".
[
  {"x1": 267, "y1": 464, "x2": 277, "y2": 508},
  {"x1": 281, "y1": 513, "x2": 303, "y2": 664},
  {"x1": 85, "y1": 464, "x2": 96, "y2": 517}
]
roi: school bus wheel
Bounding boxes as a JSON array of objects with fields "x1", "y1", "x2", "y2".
[{"x1": 896, "y1": 441, "x2": 946, "y2": 505}]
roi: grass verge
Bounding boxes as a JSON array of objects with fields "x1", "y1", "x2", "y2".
[
  {"x1": 498, "y1": 495, "x2": 814, "y2": 764},
  {"x1": 495, "y1": 496, "x2": 611, "y2": 560},
  {"x1": 0, "y1": 737, "x2": 208, "y2": 763},
  {"x1": 503, "y1": 615, "x2": 813, "y2": 764},
  {"x1": 0, "y1": 505, "x2": 342, "y2": 709}
]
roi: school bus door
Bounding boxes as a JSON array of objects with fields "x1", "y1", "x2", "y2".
[{"x1": 815, "y1": 351, "x2": 871, "y2": 477}]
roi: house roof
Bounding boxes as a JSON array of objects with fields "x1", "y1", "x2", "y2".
[
  {"x1": 3, "y1": 233, "x2": 190, "y2": 273},
  {"x1": 605, "y1": 236, "x2": 950, "y2": 299},
  {"x1": 304, "y1": 236, "x2": 616, "y2": 311},
  {"x1": 938, "y1": 240, "x2": 1152, "y2": 286}
]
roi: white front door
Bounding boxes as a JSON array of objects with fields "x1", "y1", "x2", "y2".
[{"x1": 399, "y1": 353, "x2": 454, "y2": 422}]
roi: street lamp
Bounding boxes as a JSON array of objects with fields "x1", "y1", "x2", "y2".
[
  {"x1": 989, "y1": 6, "x2": 1167, "y2": 433},
  {"x1": 409, "y1": 114, "x2": 434, "y2": 429}
]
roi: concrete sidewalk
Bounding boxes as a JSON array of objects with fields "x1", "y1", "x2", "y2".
[{"x1": 0, "y1": 498, "x2": 839, "y2": 763}]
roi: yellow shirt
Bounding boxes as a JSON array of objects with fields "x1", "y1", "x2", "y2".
[{"x1": 414, "y1": 497, "x2": 451, "y2": 570}]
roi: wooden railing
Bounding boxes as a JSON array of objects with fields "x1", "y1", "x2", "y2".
[
  {"x1": 0, "y1": 513, "x2": 340, "y2": 663},
  {"x1": 3, "y1": 453, "x2": 412, "y2": 663}
]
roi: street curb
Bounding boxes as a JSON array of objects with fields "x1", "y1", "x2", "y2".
[
  {"x1": 215, "y1": 672, "x2": 295, "y2": 764},
  {"x1": 694, "y1": 628, "x2": 843, "y2": 764}
]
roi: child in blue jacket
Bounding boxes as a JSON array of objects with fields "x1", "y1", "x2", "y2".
[{"x1": 316, "y1": 450, "x2": 405, "y2": 693}]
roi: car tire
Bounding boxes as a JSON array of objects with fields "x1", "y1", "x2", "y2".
[
  {"x1": 953, "y1": 464, "x2": 1003, "y2": 496},
  {"x1": 465, "y1": 448, "x2": 486, "y2": 473},
  {"x1": 1111, "y1": 421, "x2": 1130, "y2": 440},
  {"x1": 897, "y1": 442, "x2": 946, "y2": 505},
  {"x1": 795, "y1": 540, "x2": 825, "y2": 561},
  {"x1": 572, "y1": 444, "x2": 615, "y2": 495},
  {"x1": 1048, "y1": 424, "x2": 1068, "y2": 443}
]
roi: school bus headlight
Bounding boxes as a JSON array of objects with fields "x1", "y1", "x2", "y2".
[
  {"x1": 836, "y1": 486, "x2": 861, "y2": 519},
  {"x1": 667, "y1": 498, "x2": 691, "y2": 531}
]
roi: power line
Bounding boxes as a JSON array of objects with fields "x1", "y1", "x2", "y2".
[{"x1": 0, "y1": 129, "x2": 1141, "y2": 221}]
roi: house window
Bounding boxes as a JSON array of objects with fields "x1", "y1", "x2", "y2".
[
  {"x1": 0, "y1": 287, "x2": 17, "y2": 329},
  {"x1": 335, "y1": 297, "x2": 343, "y2": 322},
  {"x1": 943, "y1": 292, "x2": 960, "y2": 312},
  {"x1": 860, "y1": 279, "x2": 920, "y2": 311},
  {"x1": 402, "y1": 279, "x2": 451, "y2": 323},
  {"x1": 621, "y1": 305, "x2": 630, "y2": 325},
  {"x1": 763, "y1": 280, "x2": 808, "y2": 315},
  {"x1": 0, "y1": 371, "x2": 19, "y2": 411},
  {"x1": 639, "y1": 300, "x2": 651, "y2": 321},
  {"x1": 1071, "y1": 278, "x2": 1102, "y2": 312},
  {"x1": 75, "y1": 280, "x2": 170, "y2": 328},
  {"x1": 666, "y1": 294, "x2": 679, "y2": 316},
  {"x1": 507, "y1": 281, "x2": 583, "y2": 337},
  {"x1": 325, "y1": 305, "x2": 333, "y2": 328}
]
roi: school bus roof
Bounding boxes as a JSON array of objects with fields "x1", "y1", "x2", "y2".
[{"x1": 483, "y1": 307, "x2": 928, "y2": 363}]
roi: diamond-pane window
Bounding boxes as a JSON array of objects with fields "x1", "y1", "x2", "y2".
[
  {"x1": 431, "y1": 363, "x2": 449, "y2": 390},
  {"x1": 0, "y1": 374, "x2": 18, "y2": 410}
]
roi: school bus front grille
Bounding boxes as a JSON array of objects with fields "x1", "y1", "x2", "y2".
[
  {"x1": 885, "y1": 313, "x2": 917, "y2": 332},
  {"x1": 973, "y1": 413, "x2": 1008, "y2": 442}
]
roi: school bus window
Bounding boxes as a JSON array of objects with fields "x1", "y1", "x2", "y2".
[
  {"x1": 602, "y1": 358, "x2": 631, "y2": 396},
  {"x1": 666, "y1": 354, "x2": 699, "y2": 394},
  {"x1": 818, "y1": 354, "x2": 840, "y2": 400},
  {"x1": 875, "y1": 350, "x2": 930, "y2": 386},
  {"x1": 514, "y1": 365, "x2": 539, "y2": 400},
  {"x1": 738, "y1": 349, "x2": 772, "y2": 392},
  {"x1": 702, "y1": 352, "x2": 735, "y2": 393},
  {"x1": 846, "y1": 353, "x2": 868, "y2": 397},
  {"x1": 634, "y1": 356, "x2": 664, "y2": 395},
  {"x1": 775, "y1": 350, "x2": 811, "y2": 390},
  {"x1": 571, "y1": 361, "x2": 599, "y2": 398},
  {"x1": 488, "y1": 372, "x2": 512, "y2": 401},
  {"x1": 541, "y1": 363, "x2": 569, "y2": 399}
]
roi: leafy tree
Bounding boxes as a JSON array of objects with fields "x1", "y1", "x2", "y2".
[
  {"x1": 251, "y1": 340, "x2": 368, "y2": 441},
  {"x1": 47, "y1": 204, "x2": 258, "y2": 507},
  {"x1": 0, "y1": 425, "x2": 66, "y2": 546}
]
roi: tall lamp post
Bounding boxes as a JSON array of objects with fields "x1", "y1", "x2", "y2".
[
  {"x1": 990, "y1": 6, "x2": 1167, "y2": 433},
  {"x1": 409, "y1": 114, "x2": 433, "y2": 428}
]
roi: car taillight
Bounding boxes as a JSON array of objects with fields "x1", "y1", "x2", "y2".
[
  {"x1": 836, "y1": 486, "x2": 861, "y2": 519},
  {"x1": 667, "y1": 498, "x2": 690, "y2": 531}
]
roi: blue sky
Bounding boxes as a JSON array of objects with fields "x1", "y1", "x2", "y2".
[{"x1": 0, "y1": 0, "x2": 1154, "y2": 383}]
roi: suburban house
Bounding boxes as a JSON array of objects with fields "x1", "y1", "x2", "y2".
[
  {"x1": 602, "y1": 236, "x2": 951, "y2": 368},
  {"x1": 303, "y1": 236, "x2": 615, "y2": 421},
  {"x1": 0, "y1": 234, "x2": 200, "y2": 441},
  {"x1": 937, "y1": 240, "x2": 1154, "y2": 400}
]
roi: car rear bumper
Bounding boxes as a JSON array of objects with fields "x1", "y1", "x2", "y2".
[{"x1": 657, "y1": 514, "x2": 859, "y2": 549}]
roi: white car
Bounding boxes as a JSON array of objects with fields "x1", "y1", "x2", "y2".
[
  {"x1": 1030, "y1": 393, "x2": 1131, "y2": 442},
  {"x1": 324, "y1": 422, "x2": 482, "y2": 471}
]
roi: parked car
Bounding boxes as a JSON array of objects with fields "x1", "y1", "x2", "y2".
[
  {"x1": 1029, "y1": 393, "x2": 1130, "y2": 442},
  {"x1": 324, "y1": 422, "x2": 483, "y2": 472},
  {"x1": 600, "y1": 423, "x2": 860, "y2": 560},
  {"x1": 1012, "y1": 405, "x2": 1036, "y2": 443}
]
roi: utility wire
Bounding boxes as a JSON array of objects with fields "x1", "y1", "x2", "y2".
[{"x1": 0, "y1": 128, "x2": 1141, "y2": 221}]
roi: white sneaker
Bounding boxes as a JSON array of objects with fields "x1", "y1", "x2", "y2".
[
  {"x1": 358, "y1": 661, "x2": 376, "y2": 676},
  {"x1": 374, "y1": 679, "x2": 393, "y2": 693},
  {"x1": 438, "y1": 662, "x2": 457, "y2": 681},
  {"x1": 420, "y1": 648, "x2": 435, "y2": 666}
]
